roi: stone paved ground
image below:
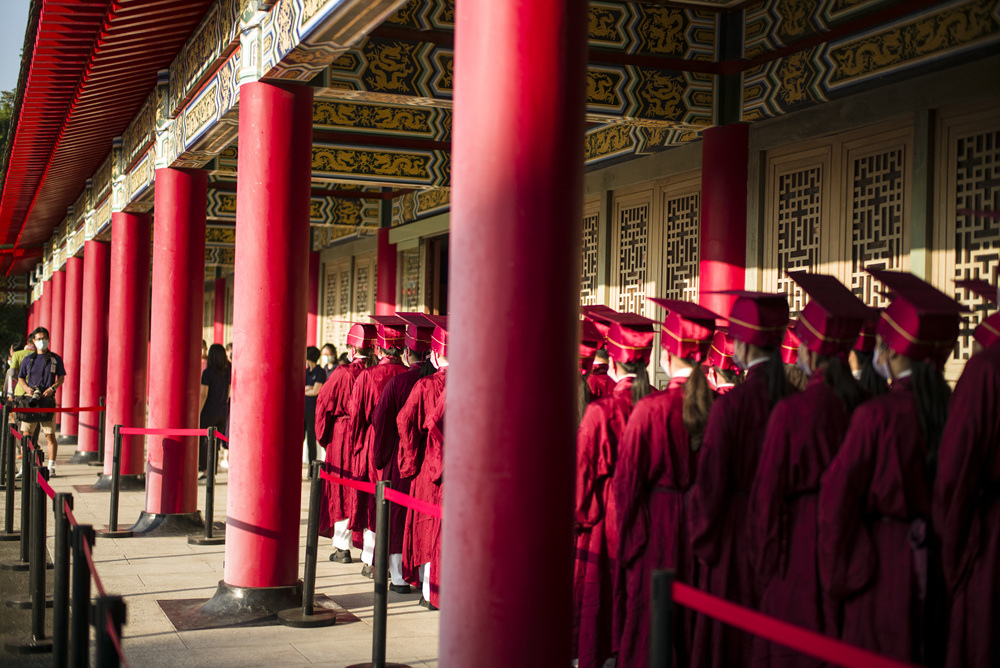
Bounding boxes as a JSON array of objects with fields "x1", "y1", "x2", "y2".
[{"x1": 0, "y1": 455, "x2": 440, "y2": 667}]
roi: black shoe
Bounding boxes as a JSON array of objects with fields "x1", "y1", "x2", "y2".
[
  {"x1": 361, "y1": 563, "x2": 373, "y2": 579},
  {"x1": 389, "y1": 583, "x2": 413, "y2": 594},
  {"x1": 329, "y1": 549, "x2": 353, "y2": 564},
  {"x1": 418, "y1": 596, "x2": 438, "y2": 611}
]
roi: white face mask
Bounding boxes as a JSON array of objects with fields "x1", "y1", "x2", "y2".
[
  {"x1": 321, "y1": 355, "x2": 332, "y2": 366},
  {"x1": 873, "y1": 345, "x2": 892, "y2": 380},
  {"x1": 34, "y1": 339, "x2": 48, "y2": 352}
]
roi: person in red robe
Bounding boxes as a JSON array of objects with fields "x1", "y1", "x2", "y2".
[
  {"x1": 397, "y1": 320, "x2": 449, "y2": 609},
  {"x1": 614, "y1": 298, "x2": 719, "y2": 668},
  {"x1": 705, "y1": 328, "x2": 740, "y2": 395},
  {"x1": 588, "y1": 349, "x2": 616, "y2": 399},
  {"x1": 819, "y1": 269, "x2": 962, "y2": 664},
  {"x1": 689, "y1": 291, "x2": 791, "y2": 668},
  {"x1": 346, "y1": 316, "x2": 409, "y2": 577},
  {"x1": 747, "y1": 272, "x2": 870, "y2": 667},
  {"x1": 371, "y1": 312, "x2": 440, "y2": 594},
  {"x1": 933, "y1": 278, "x2": 1000, "y2": 668},
  {"x1": 423, "y1": 380, "x2": 446, "y2": 610},
  {"x1": 574, "y1": 309, "x2": 657, "y2": 668},
  {"x1": 316, "y1": 323, "x2": 377, "y2": 562}
]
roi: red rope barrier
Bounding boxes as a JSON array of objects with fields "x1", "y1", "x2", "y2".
[
  {"x1": 106, "y1": 611, "x2": 130, "y2": 667},
  {"x1": 64, "y1": 502, "x2": 77, "y2": 527},
  {"x1": 384, "y1": 487, "x2": 442, "y2": 519},
  {"x1": 215, "y1": 432, "x2": 229, "y2": 443},
  {"x1": 672, "y1": 582, "x2": 916, "y2": 668},
  {"x1": 82, "y1": 539, "x2": 107, "y2": 599},
  {"x1": 9, "y1": 426, "x2": 22, "y2": 440},
  {"x1": 9, "y1": 406, "x2": 106, "y2": 413},
  {"x1": 117, "y1": 427, "x2": 206, "y2": 437},
  {"x1": 36, "y1": 472, "x2": 56, "y2": 500},
  {"x1": 318, "y1": 470, "x2": 377, "y2": 495}
]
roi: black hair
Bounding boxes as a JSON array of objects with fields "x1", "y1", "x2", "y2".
[
  {"x1": 713, "y1": 366, "x2": 740, "y2": 386},
  {"x1": 577, "y1": 373, "x2": 592, "y2": 426},
  {"x1": 817, "y1": 355, "x2": 866, "y2": 414},
  {"x1": 853, "y1": 349, "x2": 888, "y2": 397},
  {"x1": 682, "y1": 361, "x2": 714, "y2": 450},
  {"x1": 306, "y1": 346, "x2": 321, "y2": 364},
  {"x1": 594, "y1": 349, "x2": 610, "y2": 363},
  {"x1": 337, "y1": 352, "x2": 350, "y2": 365},
  {"x1": 207, "y1": 344, "x2": 229, "y2": 373},
  {"x1": 784, "y1": 362, "x2": 809, "y2": 392},
  {"x1": 321, "y1": 343, "x2": 337, "y2": 358},
  {"x1": 29, "y1": 327, "x2": 49, "y2": 339},
  {"x1": 381, "y1": 346, "x2": 403, "y2": 358},
  {"x1": 410, "y1": 348, "x2": 436, "y2": 378},
  {"x1": 910, "y1": 359, "x2": 952, "y2": 480},
  {"x1": 620, "y1": 360, "x2": 653, "y2": 404},
  {"x1": 761, "y1": 347, "x2": 789, "y2": 407},
  {"x1": 353, "y1": 347, "x2": 378, "y2": 368}
]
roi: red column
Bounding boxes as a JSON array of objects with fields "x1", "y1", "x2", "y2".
[
  {"x1": 39, "y1": 279, "x2": 52, "y2": 330},
  {"x1": 61, "y1": 256, "x2": 84, "y2": 436},
  {"x1": 144, "y1": 168, "x2": 207, "y2": 519},
  {"x1": 443, "y1": 4, "x2": 587, "y2": 666},
  {"x1": 51, "y1": 269, "x2": 65, "y2": 352},
  {"x1": 224, "y1": 82, "x2": 312, "y2": 590},
  {"x1": 78, "y1": 241, "x2": 110, "y2": 457},
  {"x1": 307, "y1": 251, "x2": 319, "y2": 345},
  {"x1": 375, "y1": 228, "x2": 396, "y2": 316},
  {"x1": 26, "y1": 303, "x2": 33, "y2": 337},
  {"x1": 213, "y1": 276, "x2": 226, "y2": 345},
  {"x1": 104, "y1": 212, "x2": 152, "y2": 479},
  {"x1": 698, "y1": 123, "x2": 749, "y2": 317}
]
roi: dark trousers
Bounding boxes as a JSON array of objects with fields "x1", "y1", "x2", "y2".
[
  {"x1": 199, "y1": 413, "x2": 228, "y2": 472},
  {"x1": 304, "y1": 408, "x2": 317, "y2": 465}
]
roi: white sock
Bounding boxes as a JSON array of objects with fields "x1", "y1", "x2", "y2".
[
  {"x1": 332, "y1": 520, "x2": 351, "y2": 551},
  {"x1": 421, "y1": 562, "x2": 431, "y2": 601},
  {"x1": 48, "y1": 460, "x2": 55, "y2": 468},
  {"x1": 361, "y1": 530, "x2": 375, "y2": 566},
  {"x1": 389, "y1": 554, "x2": 406, "y2": 586}
]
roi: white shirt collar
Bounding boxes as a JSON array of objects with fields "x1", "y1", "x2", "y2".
[{"x1": 672, "y1": 366, "x2": 694, "y2": 379}]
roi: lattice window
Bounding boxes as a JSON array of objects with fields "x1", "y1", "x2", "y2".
[
  {"x1": 400, "y1": 247, "x2": 422, "y2": 311},
  {"x1": 615, "y1": 202, "x2": 649, "y2": 314},
  {"x1": 775, "y1": 167, "x2": 822, "y2": 314},
  {"x1": 580, "y1": 210, "x2": 599, "y2": 306},
  {"x1": 850, "y1": 149, "x2": 905, "y2": 308},
  {"x1": 321, "y1": 260, "x2": 353, "y2": 347},
  {"x1": 354, "y1": 256, "x2": 376, "y2": 322},
  {"x1": 224, "y1": 278, "x2": 235, "y2": 347},
  {"x1": 203, "y1": 289, "x2": 215, "y2": 346},
  {"x1": 661, "y1": 192, "x2": 700, "y2": 302},
  {"x1": 952, "y1": 127, "x2": 1000, "y2": 362}
]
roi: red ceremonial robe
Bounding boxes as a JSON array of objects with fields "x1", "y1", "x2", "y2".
[
  {"x1": 689, "y1": 363, "x2": 776, "y2": 668},
  {"x1": 818, "y1": 376, "x2": 938, "y2": 663},
  {"x1": 316, "y1": 358, "x2": 367, "y2": 537},
  {"x1": 933, "y1": 344, "x2": 1000, "y2": 668},
  {"x1": 397, "y1": 368, "x2": 447, "y2": 584},
  {"x1": 614, "y1": 374, "x2": 698, "y2": 668},
  {"x1": 587, "y1": 365, "x2": 616, "y2": 399},
  {"x1": 347, "y1": 356, "x2": 408, "y2": 532},
  {"x1": 747, "y1": 373, "x2": 850, "y2": 667},
  {"x1": 424, "y1": 387, "x2": 446, "y2": 608},
  {"x1": 574, "y1": 377, "x2": 639, "y2": 668},
  {"x1": 371, "y1": 365, "x2": 426, "y2": 554}
]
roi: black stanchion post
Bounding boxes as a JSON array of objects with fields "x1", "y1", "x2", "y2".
[
  {"x1": 0, "y1": 404, "x2": 7, "y2": 489},
  {"x1": 650, "y1": 569, "x2": 675, "y2": 668},
  {"x1": 70, "y1": 524, "x2": 94, "y2": 668},
  {"x1": 98, "y1": 425, "x2": 132, "y2": 538},
  {"x1": 189, "y1": 427, "x2": 224, "y2": 546},
  {"x1": 30, "y1": 465, "x2": 49, "y2": 643},
  {"x1": 89, "y1": 397, "x2": 106, "y2": 467},
  {"x1": 278, "y1": 461, "x2": 335, "y2": 627},
  {"x1": 1, "y1": 416, "x2": 19, "y2": 541},
  {"x1": 53, "y1": 492, "x2": 73, "y2": 666},
  {"x1": 371, "y1": 480, "x2": 391, "y2": 668},
  {"x1": 17, "y1": 442, "x2": 33, "y2": 566},
  {"x1": 93, "y1": 595, "x2": 126, "y2": 668}
]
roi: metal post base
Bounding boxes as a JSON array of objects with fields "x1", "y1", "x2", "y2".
[
  {"x1": 129, "y1": 511, "x2": 203, "y2": 537},
  {"x1": 277, "y1": 606, "x2": 337, "y2": 628},
  {"x1": 3, "y1": 636, "x2": 53, "y2": 654},
  {"x1": 95, "y1": 528, "x2": 134, "y2": 539},
  {"x1": 5, "y1": 593, "x2": 54, "y2": 609},
  {"x1": 188, "y1": 534, "x2": 225, "y2": 546},
  {"x1": 199, "y1": 580, "x2": 302, "y2": 624},
  {"x1": 0, "y1": 532, "x2": 21, "y2": 542},
  {"x1": 90, "y1": 473, "x2": 144, "y2": 491},
  {"x1": 344, "y1": 663, "x2": 413, "y2": 667},
  {"x1": 67, "y1": 450, "x2": 98, "y2": 464}
]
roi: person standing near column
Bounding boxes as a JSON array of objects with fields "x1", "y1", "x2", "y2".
[
  {"x1": 398, "y1": 320, "x2": 450, "y2": 609},
  {"x1": 819, "y1": 269, "x2": 961, "y2": 665},
  {"x1": 934, "y1": 279, "x2": 999, "y2": 668},
  {"x1": 747, "y1": 273, "x2": 869, "y2": 667},
  {"x1": 689, "y1": 292, "x2": 790, "y2": 668},
  {"x1": 613, "y1": 299, "x2": 718, "y2": 668},
  {"x1": 17, "y1": 327, "x2": 67, "y2": 475},
  {"x1": 371, "y1": 313, "x2": 439, "y2": 594},
  {"x1": 347, "y1": 316, "x2": 409, "y2": 578},
  {"x1": 574, "y1": 310, "x2": 657, "y2": 668},
  {"x1": 304, "y1": 345, "x2": 326, "y2": 467},
  {"x1": 317, "y1": 323, "x2": 377, "y2": 563}
]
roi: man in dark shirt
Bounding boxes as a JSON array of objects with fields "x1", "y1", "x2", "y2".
[
  {"x1": 304, "y1": 346, "x2": 327, "y2": 467},
  {"x1": 17, "y1": 327, "x2": 66, "y2": 475}
]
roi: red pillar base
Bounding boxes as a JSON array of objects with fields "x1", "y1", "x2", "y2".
[
  {"x1": 128, "y1": 511, "x2": 204, "y2": 537},
  {"x1": 201, "y1": 580, "x2": 303, "y2": 623}
]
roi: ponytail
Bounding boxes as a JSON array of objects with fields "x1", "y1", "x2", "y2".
[
  {"x1": 356, "y1": 348, "x2": 378, "y2": 368},
  {"x1": 854, "y1": 350, "x2": 888, "y2": 397},
  {"x1": 412, "y1": 349, "x2": 436, "y2": 378},
  {"x1": 820, "y1": 355, "x2": 866, "y2": 414},
  {"x1": 577, "y1": 373, "x2": 592, "y2": 426},
  {"x1": 762, "y1": 348, "x2": 788, "y2": 407},
  {"x1": 910, "y1": 359, "x2": 951, "y2": 480},
  {"x1": 682, "y1": 362, "x2": 714, "y2": 451},
  {"x1": 621, "y1": 360, "x2": 653, "y2": 404}
]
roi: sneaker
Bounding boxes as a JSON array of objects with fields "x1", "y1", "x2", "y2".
[
  {"x1": 329, "y1": 549, "x2": 353, "y2": 564},
  {"x1": 47, "y1": 464, "x2": 56, "y2": 478},
  {"x1": 360, "y1": 563, "x2": 373, "y2": 579}
]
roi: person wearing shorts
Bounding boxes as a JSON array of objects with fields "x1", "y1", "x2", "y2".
[{"x1": 17, "y1": 327, "x2": 66, "y2": 476}]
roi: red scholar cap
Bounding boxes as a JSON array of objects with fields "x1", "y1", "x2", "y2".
[
  {"x1": 854, "y1": 308, "x2": 880, "y2": 353},
  {"x1": 346, "y1": 323, "x2": 378, "y2": 348},
  {"x1": 867, "y1": 268, "x2": 966, "y2": 362},
  {"x1": 955, "y1": 278, "x2": 1000, "y2": 348},
  {"x1": 647, "y1": 297, "x2": 718, "y2": 362},
  {"x1": 708, "y1": 328, "x2": 738, "y2": 371},
  {"x1": 369, "y1": 315, "x2": 407, "y2": 349},
  {"x1": 579, "y1": 318, "x2": 604, "y2": 362},
  {"x1": 582, "y1": 305, "x2": 615, "y2": 339},
  {"x1": 396, "y1": 312, "x2": 439, "y2": 353},
  {"x1": 788, "y1": 271, "x2": 871, "y2": 357},
  {"x1": 587, "y1": 309, "x2": 656, "y2": 365},
  {"x1": 431, "y1": 318, "x2": 450, "y2": 357},
  {"x1": 781, "y1": 322, "x2": 800, "y2": 364},
  {"x1": 711, "y1": 291, "x2": 790, "y2": 348}
]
